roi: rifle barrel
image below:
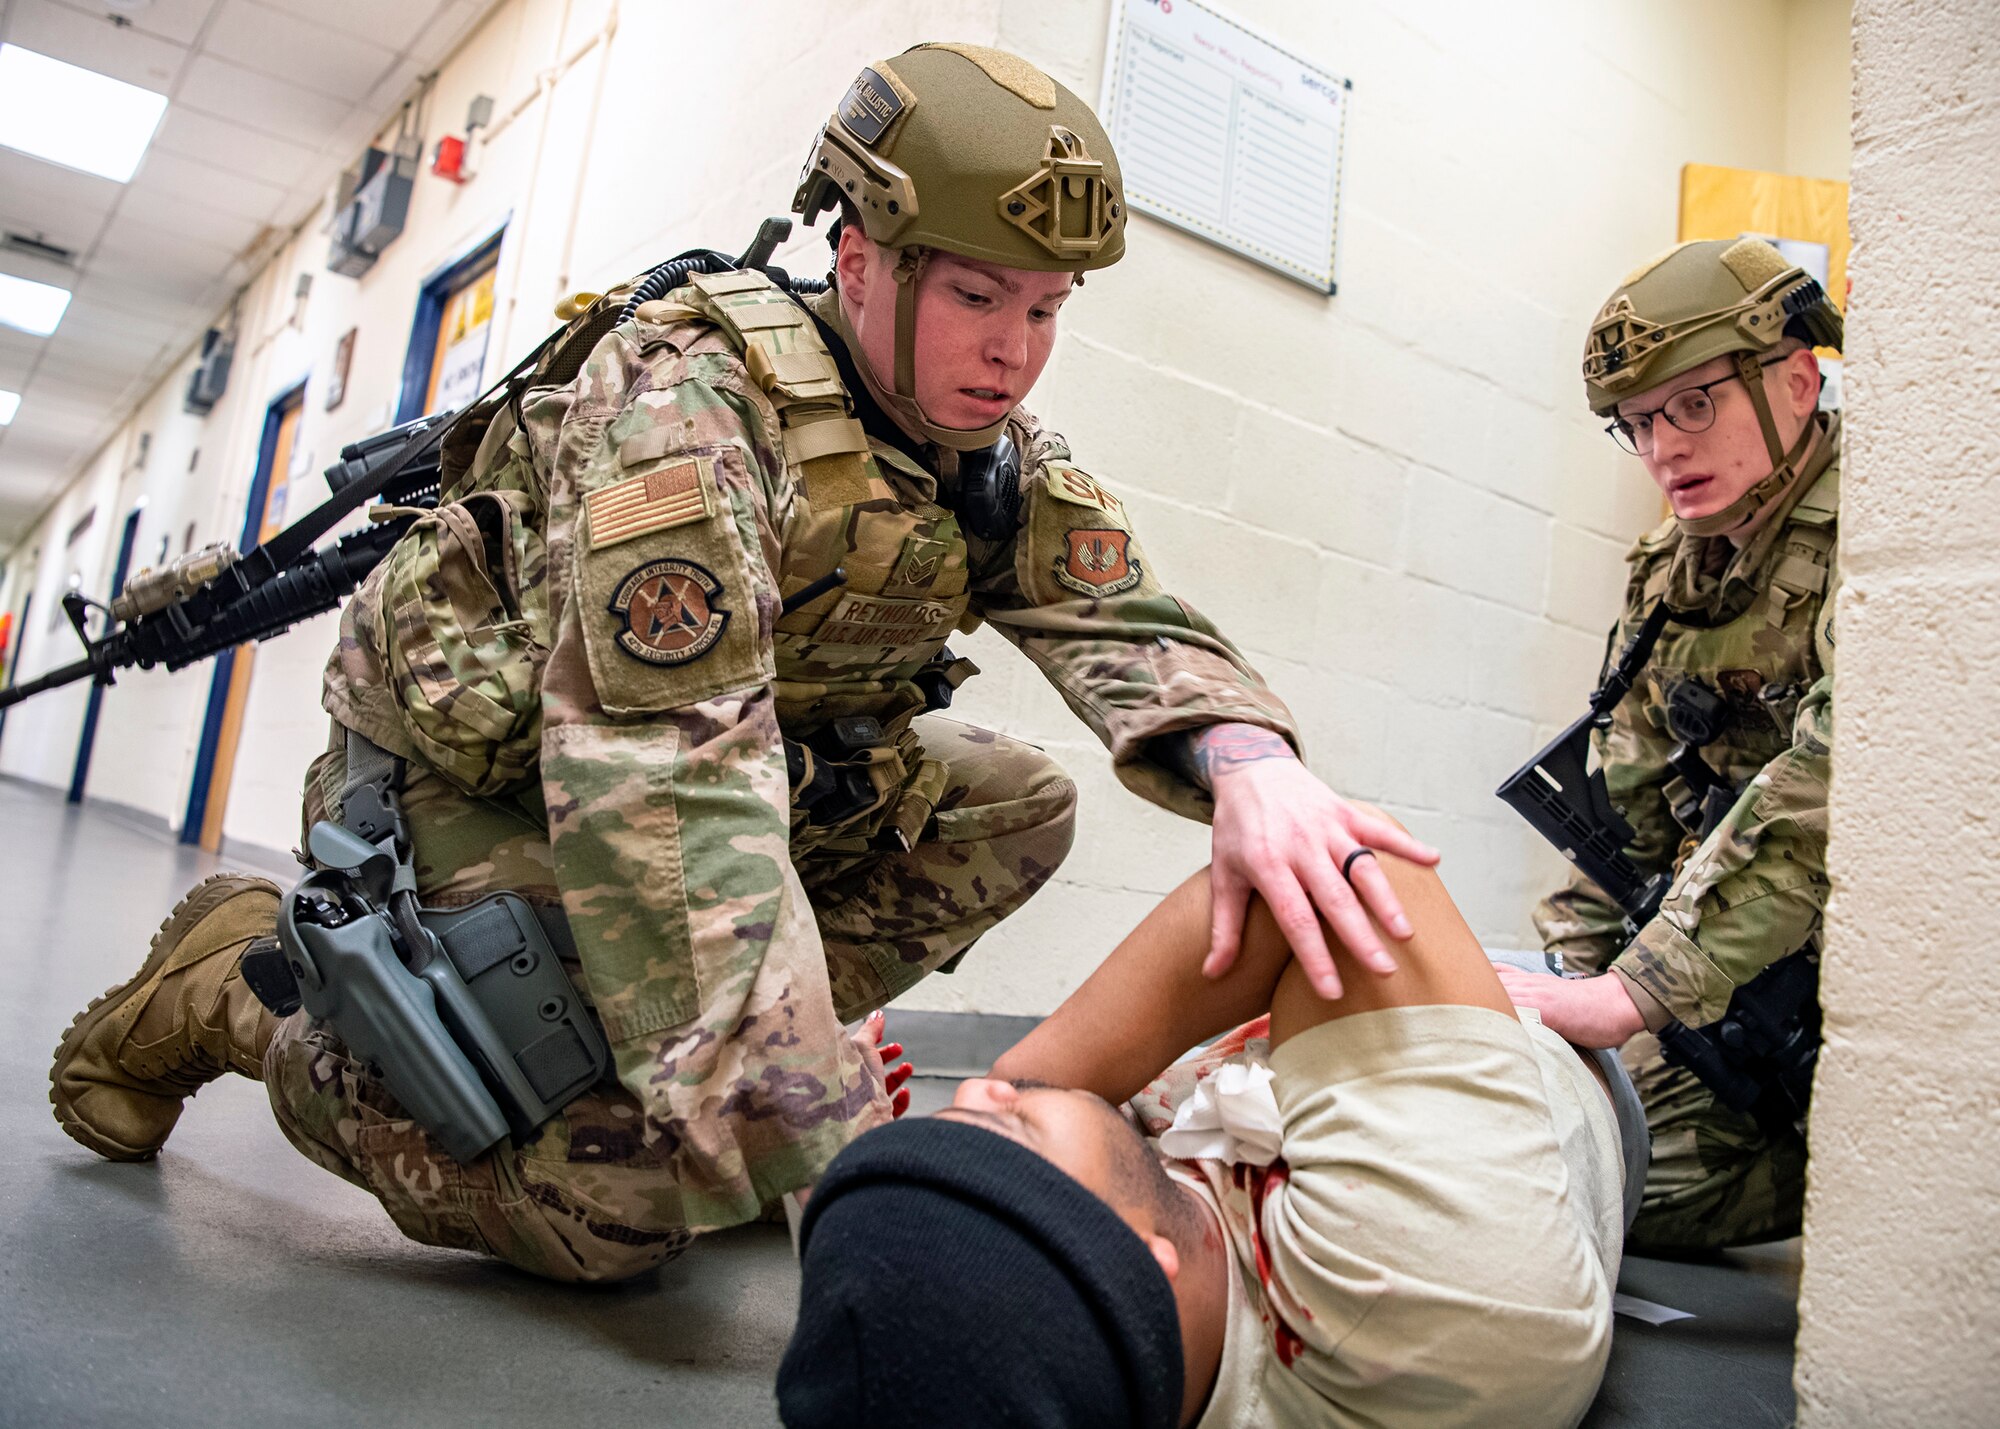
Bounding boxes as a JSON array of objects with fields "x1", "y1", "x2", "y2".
[{"x1": 0, "y1": 655, "x2": 103, "y2": 710}]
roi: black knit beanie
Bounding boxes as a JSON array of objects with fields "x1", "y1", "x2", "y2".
[{"x1": 777, "y1": 1117, "x2": 1185, "y2": 1429}]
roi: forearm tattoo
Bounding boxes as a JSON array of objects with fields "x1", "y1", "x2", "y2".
[{"x1": 1191, "y1": 724, "x2": 1294, "y2": 788}]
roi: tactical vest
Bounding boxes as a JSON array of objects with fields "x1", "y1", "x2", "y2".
[
  {"x1": 328, "y1": 269, "x2": 975, "y2": 857},
  {"x1": 650, "y1": 271, "x2": 977, "y2": 853},
  {"x1": 1621, "y1": 452, "x2": 1839, "y2": 853}
]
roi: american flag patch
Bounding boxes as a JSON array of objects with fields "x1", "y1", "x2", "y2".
[{"x1": 584, "y1": 458, "x2": 715, "y2": 550}]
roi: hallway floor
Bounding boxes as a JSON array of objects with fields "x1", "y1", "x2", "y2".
[{"x1": 0, "y1": 777, "x2": 1800, "y2": 1427}]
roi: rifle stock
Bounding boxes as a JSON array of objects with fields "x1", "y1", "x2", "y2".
[{"x1": 1496, "y1": 600, "x2": 1674, "y2": 934}]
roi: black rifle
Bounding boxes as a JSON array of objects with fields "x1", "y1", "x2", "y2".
[
  {"x1": 1497, "y1": 600, "x2": 1819, "y2": 1138},
  {"x1": 0, "y1": 218, "x2": 826, "y2": 717},
  {"x1": 1495, "y1": 600, "x2": 1674, "y2": 938},
  {"x1": 0, "y1": 408, "x2": 457, "y2": 712},
  {"x1": 1656, "y1": 952, "x2": 1819, "y2": 1138}
]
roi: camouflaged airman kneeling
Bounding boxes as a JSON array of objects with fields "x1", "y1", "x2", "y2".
[
  {"x1": 1495, "y1": 237, "x2": 1844, "y2": 1253},
  {"x1": 50, "y1": 43, "x2": 1430, "y2": 1283}
]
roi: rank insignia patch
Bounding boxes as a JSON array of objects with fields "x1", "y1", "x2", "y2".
[
  {"x1": 584, "y1": 457, "x2": 715, "y2": 551},
  {"x1": 1056, "y1": 528, "x2": 1140, "y2": 596},
  {"x1": 607, "y1": 559, "x2": 729, "y2": 665}
]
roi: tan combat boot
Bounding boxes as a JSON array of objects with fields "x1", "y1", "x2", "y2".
[{"x1": 50, "y1": 872, "x2": 283, "y2": 1161}]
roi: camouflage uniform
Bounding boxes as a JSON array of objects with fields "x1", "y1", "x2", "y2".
[
  {"x1": 1536, "y1": 420, "x2": 1839, "y2": 1253},
  {"x1": 266, "y1": 270, "x2": 1296, "y2": 1281}
]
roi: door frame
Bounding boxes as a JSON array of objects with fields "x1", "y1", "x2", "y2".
[
  {"x1": 181, "y1": 381, "x2": 305, "y2": 845},
  {"x1": 66, "y1": 504, "x2": 144, "y2": 803},
  {"x1": 394, "y1": 224, "x2": 507, "y2": 425},
  {"x1": 0, "y1": 588, "x2": 33, "y2": 752}
]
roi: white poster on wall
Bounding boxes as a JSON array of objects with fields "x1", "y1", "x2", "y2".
[
  {"x1": 432, "y1": 324, "x2": 491, "y2": 413},
  {"x1": 1100, "y1": 0, "x2": 1351, "y2": 293}
]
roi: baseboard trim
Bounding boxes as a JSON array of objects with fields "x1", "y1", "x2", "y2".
[
  {"x1": 887, "y1": 1010, "x2": 1041, "y2": 1079},
  {"x1": 0, "y1": 772, "x2": 298, "y2": 876}
]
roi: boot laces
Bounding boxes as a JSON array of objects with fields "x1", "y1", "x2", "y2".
[
  {"x1": 137, "y1": 1008, "x2": 232, "y2": 1095},
  {"x1": 153, "y1": 1045, "x2": 225, "y2": 1096}
]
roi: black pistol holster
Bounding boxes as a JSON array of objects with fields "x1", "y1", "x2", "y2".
[
  {"x1": 240, "y1": 732, "x2": 609, "y2": 1164},
  {"x1": 1657, "y1": 945, "x2": 1821, "y2": 1140}
]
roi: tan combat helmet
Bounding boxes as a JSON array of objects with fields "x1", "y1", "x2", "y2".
[
  {"x1": 1583, "y1": 237, "x2": 1844, "y2": 536},
  {"x1": 794, "y1": 43, "x2": 1127, "y2": 450}
]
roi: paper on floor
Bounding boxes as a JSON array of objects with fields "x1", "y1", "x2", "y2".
[{"x1": 1614, "y1": 1293, "x2": 1696, "y2": 1325}]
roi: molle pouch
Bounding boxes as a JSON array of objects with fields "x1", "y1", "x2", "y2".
[
  {"x1": 377, "y1": 489, "x2": 550, "y2": 796},
  {"x1": 417, "y1": 894, "x2": 609, "y2": 1140},
  {"x1": 787, "y1": 724, "x2": 942, "y2": 855}
]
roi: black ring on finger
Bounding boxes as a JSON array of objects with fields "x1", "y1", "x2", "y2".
[{"x1": 1341, "y1": 847, "x2": 1377, "y2": 880}]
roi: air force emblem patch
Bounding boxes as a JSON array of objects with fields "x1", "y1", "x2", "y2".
[
  {"x1": 608, "y1": 559, "x2": 729, "y2": 665},
  {"x1": 1056, "y1": 528, "x2": 1140, "y2": 596}
]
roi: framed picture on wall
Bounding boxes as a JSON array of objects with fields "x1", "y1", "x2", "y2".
[{"x1": 326, "y1": 327, "x2": 357, "y2": 411}]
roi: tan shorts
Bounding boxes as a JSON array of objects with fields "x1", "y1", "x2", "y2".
[{"x1": 1182, "y1": 1006, "x2": 1624, "y2": 1428}]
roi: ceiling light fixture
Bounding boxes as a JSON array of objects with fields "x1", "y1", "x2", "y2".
[
  {"x1": 0, "y1": 45, "x2": 168, "y2": 183},
  {"x1": 0, "y1": 272, "x2": 74, "y2": 335},
  {"x1": 0, "y1": 390, "x2": 19, "y2": 425}
]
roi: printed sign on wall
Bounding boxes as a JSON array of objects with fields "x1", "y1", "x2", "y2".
[{"x1": 1100, "y1": 0, "x2": 1351, "y2": 293}]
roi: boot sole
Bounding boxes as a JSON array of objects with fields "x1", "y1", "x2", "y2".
[{"x1": 49, "y1": 871, "x2": 282, "y2": 1161}]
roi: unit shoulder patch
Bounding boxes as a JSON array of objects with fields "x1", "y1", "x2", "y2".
[
  {"x1": 607, "y1": 558, "x2": 729, "y2": 666},
  {"x1": 584, "y1": 456, "x2": 716, "y2": 551},
  {"x1": 1056, "y1": 527, "x2": 1142, "y2": 596}
]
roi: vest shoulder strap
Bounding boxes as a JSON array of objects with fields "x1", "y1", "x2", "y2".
[
  {"x1": 1627, "y1": 513, "x2": 1680, "y2": 563},
  {"x1": 441, "y1": 278, "x2": 648, "y2": 498},
  {"x1": 683, "y1": 269, "x2": 874, "y2": 500},
  {"x1": 1790, "y1": 461, "x2": 1840, "y2": 526}
]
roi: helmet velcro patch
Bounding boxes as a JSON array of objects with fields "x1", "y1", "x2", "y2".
[
  {"x1": 1620, "y1": 242, "x2": 1690, "y2": 287},
  {"x1": 1720, "y1": 238, "x2": 1793, "y2": 292},
  {"x1": 837, "y1": 65, "x2": 917, "y2": 148},
  {"x1": 913, "y1": 43, "x2": 1056, "y2": 109}
]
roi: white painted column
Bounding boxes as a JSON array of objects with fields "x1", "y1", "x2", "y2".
[{"x1": 1797, "y1": 2, "x2": 2000, "y2": 1422}]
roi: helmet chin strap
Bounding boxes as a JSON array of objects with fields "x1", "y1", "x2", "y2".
[
  {"x1": 1678, "y1": 350, "x2": 1818, "y2": 539},
  {"x1": 832, "y1": 248, "x2": 1011, "y2": 455}
]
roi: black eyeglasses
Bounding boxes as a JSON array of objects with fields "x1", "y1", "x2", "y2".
[{"x1": 1605, "y1": 355, "x2": 1786, "y2": 455}]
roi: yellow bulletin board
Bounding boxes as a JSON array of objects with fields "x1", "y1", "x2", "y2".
[{"x1": 1678, "y1": 162, "x2": 1849, "y2": 352}]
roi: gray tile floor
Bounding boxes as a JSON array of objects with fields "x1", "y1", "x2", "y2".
[{"x1": 0, "y1": 777, "x2": 1799, "y2": 1427}]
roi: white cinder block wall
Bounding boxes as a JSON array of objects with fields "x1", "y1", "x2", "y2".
[
  {"x1": 1796, "y1": 0, "x2": 1999, "y2": 1422},
  {"x1": 0, "y1": 0, "x2": 1850, "y2": 1016}
]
